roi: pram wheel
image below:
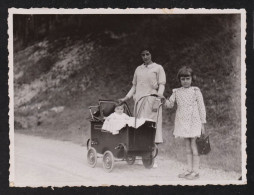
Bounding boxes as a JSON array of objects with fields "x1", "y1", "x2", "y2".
[
  {"x1": 126, "y1": 156, "x2": 136, "y2": 165},
  {"x1": 142, "y1": 154, "x2": 154, "y2": 169},
  {"x1": 86, "y1": 139, "x2": 91, "y2": 150},
  {"x1": 87, "y1": 147, "x2": 97, "y2": 167},
  {"x1": 103, "y1": 150, "x2": 115, "y2": 172}
]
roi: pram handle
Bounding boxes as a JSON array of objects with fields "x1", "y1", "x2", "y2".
[{"x1": 134, "y1": 94, "x2": 164, "y2": 128}]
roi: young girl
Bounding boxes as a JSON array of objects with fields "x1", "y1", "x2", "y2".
[
  {"x1": 165, "y1": 66, "x2": 206, "y2": 180},
  {"x1": 102, "y1": 103, "x2": 130, "y2": 135}
]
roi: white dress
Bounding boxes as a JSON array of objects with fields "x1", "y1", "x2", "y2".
[
  {"x1": 129, "y1": 63, "x2": 166, "y2": 143},
  {"x1": 165, "y1": 87, "x2": 206, "y2": 138},
  {"x1": 102, "y1": 113, "x2": 130, "y2": 135},
  {"x1": 102, "y1": 113, "x2": 149, "y2": 135}
]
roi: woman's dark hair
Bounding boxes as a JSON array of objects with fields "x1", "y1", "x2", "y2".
[
  {"x1": 140, "y1": 47, "x2": 153, "y2": 55},
  {"x1": 177, "y1": 66, "x2": 196, "y2": 82}
]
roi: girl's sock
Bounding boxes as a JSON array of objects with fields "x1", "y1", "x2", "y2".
[
  {"x1": 187, "y1": 154, "x2": 193, "y2": 172},
  {"x1": 193, "y1": 155, "x2": 200, "y2": 173}
]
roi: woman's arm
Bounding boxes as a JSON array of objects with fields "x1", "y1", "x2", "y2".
[
  {"x1": 119, "y1": 68, "x2": 138, "y2": 102},
  {"x1": 119, "y1": 85, "x2": 136, "y2": 102},
  {"x1": 126, "y1": 85, "x2": 136, "y2": 99},
  {"x1": 157, "y1": 84, "x2": 165, "y2": 97},
  {"x1": 157, "y1": 65, "x2": 166, "y2": 96}
]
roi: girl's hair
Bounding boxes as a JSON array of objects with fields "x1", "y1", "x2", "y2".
[{"x1": 177, "y1": 66, "x2": 196, "y2": 82}]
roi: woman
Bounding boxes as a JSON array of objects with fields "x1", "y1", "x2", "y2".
[{"x1": 120, "y1": 49, "x2": 166, "y2": 144}]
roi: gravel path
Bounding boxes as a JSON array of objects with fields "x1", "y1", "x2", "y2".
[{"x1": 13, "y1": 133, "x2": 242, "y2": 187}]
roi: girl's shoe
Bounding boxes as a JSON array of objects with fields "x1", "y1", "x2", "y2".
[
  {"x1": 185, "y1": 172, "x2": 199, "y2": 180},
  {"x1": 178, "y1": 170, "x2": 192, "y2": 178}
]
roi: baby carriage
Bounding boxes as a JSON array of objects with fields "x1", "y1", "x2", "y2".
[{"x1": 86, "y1": 94, "x2": 162, "y2": 172}]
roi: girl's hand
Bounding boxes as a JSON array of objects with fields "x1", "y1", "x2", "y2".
[
  {"x1": 201, "y1": 124, "x2": 205, "y2": 135},
  {"x1": 160, "y1": 97, "x2": 166, "y2": 104}
]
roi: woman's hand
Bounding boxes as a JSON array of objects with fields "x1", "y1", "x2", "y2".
[
  {"x1": 118, "y1": 96, "x2": 128, "y2": 103},
  {"x1": 201, "y1": 124, "x2": 206, "y2": 135}
]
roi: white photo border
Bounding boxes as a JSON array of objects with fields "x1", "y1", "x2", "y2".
[{"x1": 8, "y1": 8, "x2": 247, "y2": 187}]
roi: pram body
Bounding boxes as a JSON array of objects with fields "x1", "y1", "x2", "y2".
[{"x1": 87, "y1": 95, "x2": 161, "y2": 172}]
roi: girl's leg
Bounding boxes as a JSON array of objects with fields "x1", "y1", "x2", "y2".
[
  {"x1": 184, "y1": 138, "x2": 200, "y2": 180},
  {"x1": 190, "y1": 138, "x2": 199, "y2": 173},
  {"x1": 185, "y1": 138, "x2": 193, "y2": 172},
  {"x1": 178, "y1": 138, "x2": 192, "y2": 178}
]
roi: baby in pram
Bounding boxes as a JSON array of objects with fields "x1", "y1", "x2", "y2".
[
  {"x1": 102, "y1": 103, "x2": 130, "y2": 134},
  {"x1": 102, "y1": 103, "x2": 149, "y2": 135}
]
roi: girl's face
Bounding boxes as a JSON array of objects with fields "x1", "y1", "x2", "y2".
[
  {"x1": 180, "y1": 76, "x2": 192, "y2": 88},
  {"x1": 115, "y1": 106, "x2": 124, "y2": 114},
  {"x1": 141, "y1": 50, "x2": 152, "y2": 65}
]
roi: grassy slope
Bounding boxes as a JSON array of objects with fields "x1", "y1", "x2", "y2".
[{"x1": 14, "y1": 15, "x2": 242, "y2": 172}]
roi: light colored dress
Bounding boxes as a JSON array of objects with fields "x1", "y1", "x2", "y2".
[
  {"x1": 166, "y1": 87, "x2": 206, "y2": 138},
  {"x1": 102, "y1": 113, "x2": 130, "y2": 134},
  {"x1": 130, "y1": 63, "x2": 166, "y2": 143}
]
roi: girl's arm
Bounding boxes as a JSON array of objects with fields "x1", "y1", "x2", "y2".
[
  {"x1": 165, "y1": 89, "x2": 176, "y2": 108},
  {"x1": 196, "y1": 88, "x2": 206, "y2": 123}
]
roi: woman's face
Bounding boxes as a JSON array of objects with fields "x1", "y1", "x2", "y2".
[
  {"x1": 141, "y1": 50, "x2": 152, "y2": 64},
  {"x1": 180, "y1": 76, "x2": 192, "y2": 88}
]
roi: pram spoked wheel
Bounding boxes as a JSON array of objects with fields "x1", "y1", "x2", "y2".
[
  {"x1": 87, "y1": 147, "x2": 97, "y2": 167},
  {"x1": 103, "y1": 150, "x2": 115, "y2": 172}
]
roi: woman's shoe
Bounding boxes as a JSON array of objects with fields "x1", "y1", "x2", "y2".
[
  {"x1": 185, "y1": 172, "x2": 200, "y2": 180},
  {"x1": 153, "y1": 161, "x2": 158, "y2": 168},
  {"x1": 178, "y1": 170, "x2": 192, "y2": 178}
]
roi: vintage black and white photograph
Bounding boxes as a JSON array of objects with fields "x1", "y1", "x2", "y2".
[{"x1": 8, "y1": 8, "x2": 246, "y2": 187}]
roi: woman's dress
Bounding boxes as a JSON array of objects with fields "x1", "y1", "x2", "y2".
[{"x1": 131, "y1": 63, "x2": 166, "y2": 143}]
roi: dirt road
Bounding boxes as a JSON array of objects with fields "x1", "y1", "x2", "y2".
[{"x1": 13, "y1": 133, "x2": 241, "y2": 187}]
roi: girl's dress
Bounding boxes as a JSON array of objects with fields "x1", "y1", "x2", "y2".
[
  {"x1": 130, "y1": 63, "x2": 166, "y2": 143},
  {"x1": 166, "y1": 87, "x2": 206, "y2": 138}
]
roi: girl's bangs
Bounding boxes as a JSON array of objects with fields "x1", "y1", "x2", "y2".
[{"x1": 179, "y1": 72, "x2": 191, "y2": 77}]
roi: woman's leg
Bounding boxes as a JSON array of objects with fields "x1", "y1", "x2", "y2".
[
  {"x1": 190, "y1": 138, "x2": 199, "y2": 173},
  {"x1": 185, "y1": 138, "x2": 193, "y2": 172}
]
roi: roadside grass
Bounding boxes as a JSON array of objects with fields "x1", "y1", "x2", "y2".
[{"x1": 161, "y1": 123, "x2": 241, "y2": 173}]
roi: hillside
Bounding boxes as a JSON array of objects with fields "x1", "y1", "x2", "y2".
[{"x1": 13, "y1": 14, "x2": 242, "y2": 172}]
